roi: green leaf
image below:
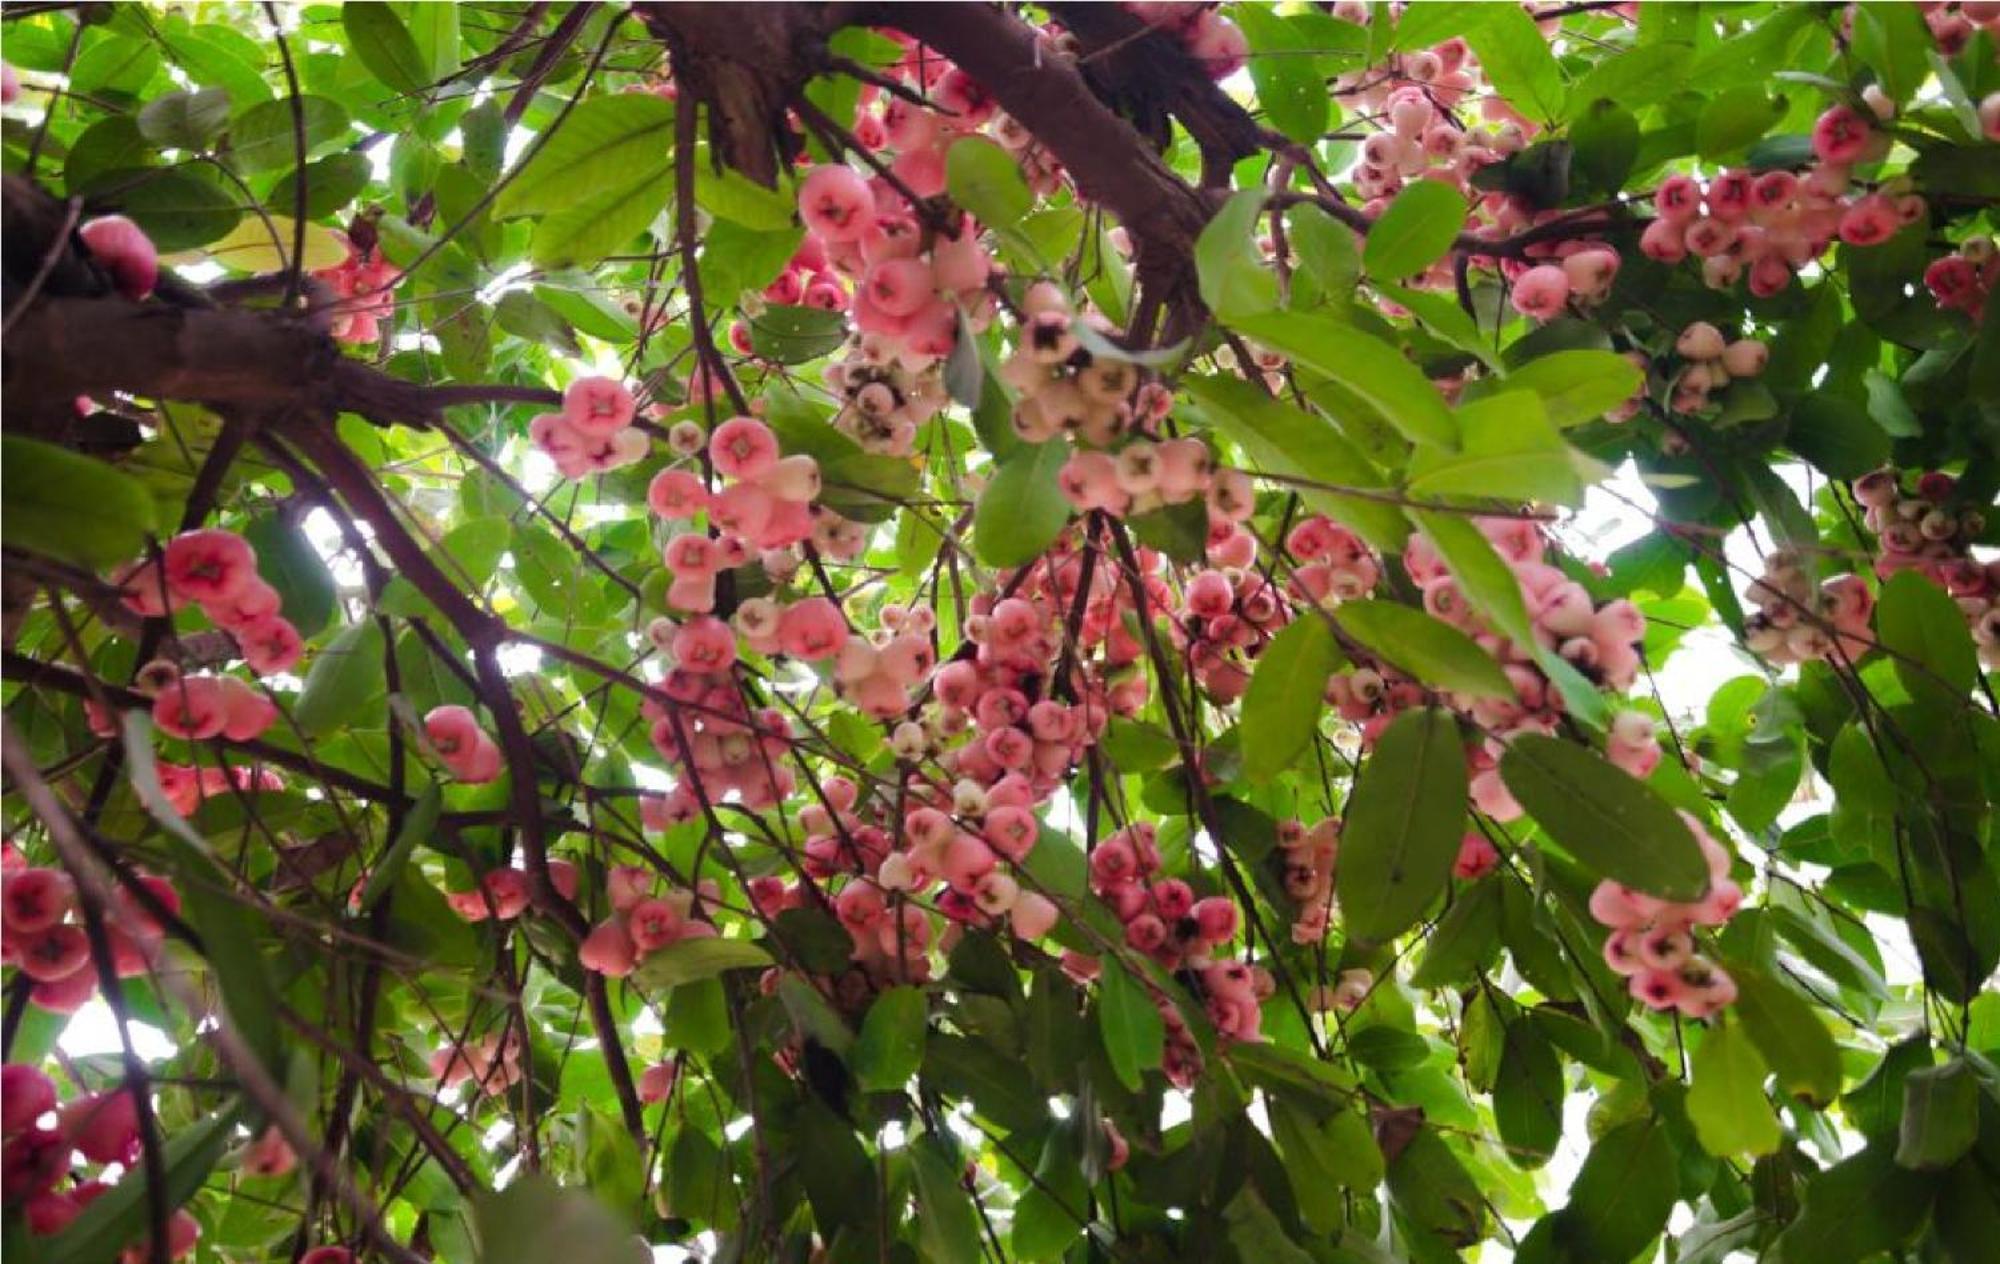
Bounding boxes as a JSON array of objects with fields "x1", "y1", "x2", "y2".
[
  {"x1": 229, "y1": 95, "x2": 351, "y2": 172},
  {"x1": 0, "y1": 436, "x2": 156, "y2": 570},
  {"x1": 115, "y1": 167, "x2": 243, "y2": 251},
  {"x1": 1336, "y1": 707, "x2": 1467, "y2": 943},
  {"x1": 662, "y1": 1127, "x2": 735, "y2": 1227},
  {"x1": 1786, "y1": 394, "x2": 1889, "y2": 479},
  {"x1": 1730, "y1": 964, "x2": 1843, "y2": 1106},
  {"x1": 575, "y1": 1104, "x2": 643, "y2": 1223},
  {"x1": 1197, "y1": 189, "x2": 1279, "y2": 321},
  {"x1": 242, "y1": 511, "x2": 336, "y2": 638},
  {"x1": 1287, "y1": 203, "x2": 1361, "y2": 299},
  {"x1": 630, "y1": 937, "x2": 772, "y2": 990},
  {"x1": 137, "y1": 87, "x2": 232, "y2": 149},
  {"x1": 945, "y1": 135, "x2": 1032, "y2": 228},
  {"x1": 267, "y1": 152, "x2": 374, "y2": 221},
  {"x1": 1242, "y1": 616, "x2": 1339, "y2": 782},
  {"x1": 495, "y1": 95, "x2": 676, "y2": 219},
  {"x1": 1504, "y1": 350, "x2": 1642, "y2": 428},
  {"x1": 39, "y1": 1103, "x2": 242, "y2": 1264},
  {"x1": 1409, "y1": 390, "x2": 1582, "y2": 505},
  {"x1": 1098, "y1": 964, "x2": 1165, "y2": 1091},
  {"x1": 343, "y1": 3, "x2": 429, "y2": 95},
  {"x1": 1767, "y1": 1144, "x2": 1934, "y2": 1264},
  {"x1": 1570, "y1": 100, "x2": 1639, "y2": 193},
  {"x1": 1897, "y1": 1058, "x2": 1978, "y2": 1170},
  {"x1": 294, "y1": 620, "x2": 388, "y2": 737},
  {"x1": 70, "y1": 35, "x2": 160, "y2": 97},
  {"x1": 1877, "y1": 569, "x2": 1978, "y2": 707},
  {"x1": 1410, "y1": 875, "x2": 1502, "y2": 988},
  {"x1": 1407, "y1": 511, "x2": 1532, "y2": 648},
  {"x1": 1697, "y1": 84, "x2": 1786, "y2": 159},
  {"x1": 354, "y1": 782, "x2": 442, "y2": 915},
  {"x1": 851, "y1": 985, "x2": 927, "y2": 1092},
  {"x1": 909, "y1": 1133, "x2": 983, "y2": 1264},
  {"x1": 1560, "y1": 1117, "x2": 1677, "y2": 1260},
  {"x1": 1850, "y1": 2, "x2": 1930, "y2": 103},
  {"x1": 1686, "y1": 1020, "x2": 1781, "y2": 1158},
  {"x1": 973, "y1": 441, "x2": 1070, "y2": 567},
  {"x1": 1182, "y1": 373, "x2": 1408, "y2": 552},
  {"x1": 1237, "y1": 6, "x2": 1328, "y2": 144},
  {"x1": 530, "y1": 164, "x2": 670, "y2": 268},
  {"x1": 1386, "y1": 1128, "x2": 1486, "y2": 1248},
  {"x1": 747, "y1": 303, "x2": 849, "y2": 364},
  {"x1": 1235, "y1": 311, "x2": 1457, "y2": 450},
  {"x1": 1269, "y1": 1099, "x2": 1380, "y2": 1233},
  {"x1": 1564, "y1": 41, "x2": 1693, "y2": 118},
  {"x1": 1499, "y1": 735, "x2": 1709, "y2": 900},
  {"x1": 1334, "y1": 600, "x2": 1514, "y2": 699},
  {"x1": 1466, "y1": 6, "x2": 1565, "y2": 123},
  {"x1": 1363, "y1": 180, "x2": 1466, "y2": 281},
  {"x1": 1494, "y1": 1017, "x2": 1562, "y2": 1169},
  {"x1": 473, "y1": 1174, "x2": 649, "y2": 1264}
]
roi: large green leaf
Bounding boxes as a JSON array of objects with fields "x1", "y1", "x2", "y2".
[
  {"x1": 1896, "y1": 1058, "x2": 1978, "y2": 1170},
  {"x1": 1333, "y1": 600, "x2": 1514, "y2": 699},
  {"x1": 1503, "y1": 350, "x2": 1642, "y2": 428},
  {"x1": 909, "y1": 1132, "x2": 983, "y2": 1264},
  {"x1": 343, "y1": 3, "x2": 429, "y2": 95},
  {"x1": 292, "y1": 619, "x2": 387, "y2": 737},
  {"x1": 495, "y1": 95, "x2": 676, "y2": 219},
  {"x1": 1183, "y1": 373, "x2": 1409, "y2": 551},
  {"x1": 39, "y1": 1103, "x2": 242, "y2": 1264},
  {"x1": 1466, "y1": 5, "x2": 1565, "y2": 122},
  {"x1": 1494, "y1": 1017, "x2": 1562, "y2": 1169},
  {"x1": 1877, "y1": 569, "x2": 1978, "y2": 707},
  {"x1": 529, "y1": 165, "x2": 671, "y2": 269},
  {"x1": 1499, "y1": 735, "x2": 1708, "y2": 900},
  {"x1": 1098, "y1": 963, "x2": 1165, "y2": 1091},
  {"x1": 1236, "y1": 6, "x2": 1328, "y2": 144},
  {"x1": 1363, "y1": 180, "x2": 1465, "y2": 281},
  {"x1": 1729, "y1": 964, "x2": 1843, "y2": 1106},
  {"x1": 851, "y1": 985, "x2": 927, "y2": 1092},
  {"x1": 973, "y1": 441, "x2": 1071, "y2": 567},
  {"x1": 1767, "y1": 1144, "x2": 1934, "y2": 1264},
  {"x1": 0, "y1": 436, "x2": 157, "y2": 570},
  {"x1": 1235, "y1": 311, "x2": 1458, "y2": 449},
  {"x1": 945, "y1": 135, "x2": 1032, "y2": 228},
  {"x1": 1336, "y1": 707, "x2": 1467, "y2": 943},
  {"x1": 1197, "y1": 189, "x2": 1279, "y2": 321},
  {"x1": 630, "y1": 937, "x2": 773, "y2": 990},
  {"x1": 1242, "y1": 615, "x2": 1339, "y2": 782},
  {"x1": 243, "y1": 511, "x2": 336, "y2": 638},
  {"x1": 229, "y1": 95, "x2": 351, "y2": 172},
  {"x1": 473, "y1": 1174, "x2": 650, "y2": 1264},
  {"x1": 1685, "y1": 1020, "x2": 1780, "y2": 1158},
  {"x1": 1558, "y1": 1117, "x2": 1677, "y2": 1260}
]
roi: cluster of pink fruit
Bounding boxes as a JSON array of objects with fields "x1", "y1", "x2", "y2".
[
  {"x1": 1276, "y1": 817, "x2": 1341, "y2": 945},
  {"x1": 3, "y1": 1063, "x2": 201, "y2": 1259},
  {"x1": 1120, "y1": 3, "x2": 1249, "y2": 78},
  {"x1": 114, "y1": 527, "x2": 306, "y2": 676},
  {"x1": 1173, "y1": 564, "x2": 1293, "y2": 705},
  {"x1": 637, "y1": 621, "x2": 800, "y2": 815},
  {"x1": 649, "y1": 414, "x2": 826, "y2": 610},
  {"x1": 1086, "y1": 820, "x2": 1265, "y2": 1081},
  {"x1": 428, "y1": 1025, "x2": 526, "y2": 1095},
  {"x1": 578, "y1": 871, "x2": 720, "y2": 979},
  {"x1": 1639, "y1": 109, "x2": 1921, "y2": 298},
  {"x1": 2, "y1": 854, "x2": 180, "y2": 1014},
  {"x1": 422, "y1": 704, "x2": 504, "y2": 784},
  {"x1": 1742, "y1": 553, "x2": 1876, "y2": 667},
  {"x1": 1590, "y1": 812, "x2": 1743, "y2": 1018},
  {"x1": 1003, "y1": 284, "x2": 1158, "y2": 448},
  {"x1": 310, "y1": 229, "x2": 401, "y2": 345},
  {"x1": 528, "y1": 375, "x2": 650, "y2": 481},
  {"x1": 1923, "y1": 236, "x2": 1998, "y2": 321},
  {"x1": 819, "y1": 334, "x2": 951, "y2": 456},
  {"x1": 1855, "y1": 469, "x2": 2000, "y2": 669},
  {"x1": 1665, "y1": 321, "x2": 1768, "y2": 415}
]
